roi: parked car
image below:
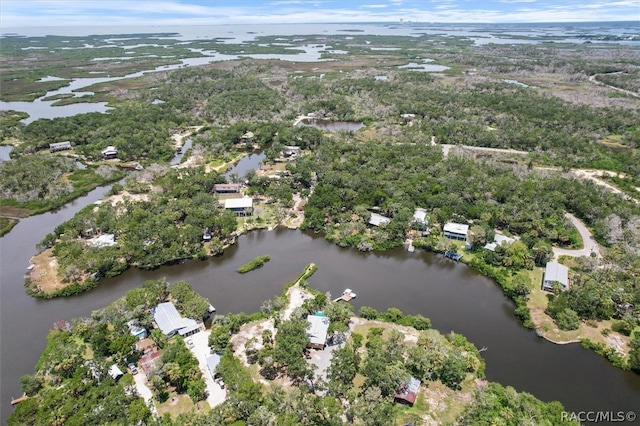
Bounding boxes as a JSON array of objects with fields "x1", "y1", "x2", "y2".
[
  {"x1": 186, "y1": 338, "x2": 195, "y2": 349},
  {"x1": 127, "y1": 363, "x2": 138, "y2": 375}
]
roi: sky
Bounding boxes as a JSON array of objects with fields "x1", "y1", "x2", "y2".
[{"x1": 1, "y1": 0, "x2": 639, "y2": 28}]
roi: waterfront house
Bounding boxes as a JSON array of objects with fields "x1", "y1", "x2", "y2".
[
  {"x1": 49, "y1": 141, "x2": 72, "y2": 153},
  {"x1": 127, "y1": 320, "x2": 148, "y2": 340},
  {"x1": 483, "y1": 232, "x2": 516, "y2": 252},
  {"x1": 88, "y1": 233, "x2": 116, "y2": 248},
  {"x1": 412, "y1": 208, "x2": 428, "y2": 229},
  {"x1": 543, "y1": 262, "x2": 569, "y2": 292},
  {"x1": 153, "y1": 301, "x2": 201, "y2": 337},
  {"x1": 101, "y1": 146, "x2": 118, "y2": 159},
  {"x1": 306, "y1": 313, "x2": 330, "y2": 350},
  {"x1": 369, "y1": 212, "x2": 391, "y2": 227},
  {"x1": 213, "y1": 183, "x2": 241, "y2": 194},
  {"x1": 223, "y1": 197, "x2": 253, "y2": 217},
  {"x1": 443, "y1": 222, "x2": 469, "y2": 241},
  {"x1": 394, "y1": 376, "x2": 421, "y2": 405}
]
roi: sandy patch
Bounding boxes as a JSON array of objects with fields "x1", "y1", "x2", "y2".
[
  {"x1": 27, "y1": 248, "x2": 66, "y2": 293},
  {"x1": 105, "y1": 190, "x2": 149, "y2": 206},
  {"x1": 282, "y1": 284, "x2": 314, "y2": 321},
  {"x1": 231, "y1": 318, "x2": 276, "y2": 367}
]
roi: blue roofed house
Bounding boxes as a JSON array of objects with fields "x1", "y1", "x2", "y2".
[
  {"x1": 542, "y1": 262, "x2": 570, "y2": 292},
  {"x1": 153, "y1": 301, "x2": 201, "y2": 337},
  {"x1": 127, "y1": 320, "x2": 148, "y2": 340}
]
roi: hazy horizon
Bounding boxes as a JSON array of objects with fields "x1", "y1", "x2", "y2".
[{"x1": 2, "y1": 0, "x2": 639, "y2": 29}]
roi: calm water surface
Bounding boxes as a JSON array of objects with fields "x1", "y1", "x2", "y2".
[{"x1": 2, "y1": 200, "x2": 640, "y2": 423}]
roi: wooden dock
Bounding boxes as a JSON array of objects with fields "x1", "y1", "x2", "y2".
[
  {"x1": 334, "y1": 288, "x2": 357, "y2": 302},
  {"x1": 11, "y1": 394, "x2": 27, "y2": 405},
  {"x1": 334, "y1": 294, "x2": 354, "y2": 302}
]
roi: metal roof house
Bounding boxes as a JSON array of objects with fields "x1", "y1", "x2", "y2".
[
  {"x1": 127, "y1": 320, "x2": 148, "y2": 340},
  {"x1": 443, "y1": 222, "x2": 469, "y2": 241},
  {"x1": 49, "y1": 141, "x2": 72, "y2": 153},
  {"x1": 213, "y1": 183, "x2": 241, "y2": 194},
  {"x1": 483, "y1": 233, "x2": 516, "y2": 252},
  {"x1": 543, "y1": 262, "x2": 569, "y2": 292},
  {"x1": 153, "y1": 302, "x2": 201, "y2": 337},
  {"x1": 223, "y1": 197, "x2": 253, "y2": 217},
  {"x1": 369, "y1": 212, "x2": 391, "y2": 227},
  {"x1": 101, "y1": 146, "x2": 118, "y2": 159},
  {"x1": 394, "y1": 376, "x2": 421, "y2": 405},
  {"x1": 306, "y1": 313, "x2": 331, "y2": 350},
  {"x1": 206, "y1": 353, "x2": 221, "y2": 379}
]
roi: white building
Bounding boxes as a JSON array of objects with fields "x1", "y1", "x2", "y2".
[
  {"x1": 543, "y1": 262, "x2": 569, "y2": 292},
  {"x1": 369, "y1": 212, "x2": 391, "y2": 227},
  {"x1": 153, "y1": 302, "x2": 201, "y2": 337},
  {"x1": 443, "y1": 222, "x2": 469, "y2": 241}
]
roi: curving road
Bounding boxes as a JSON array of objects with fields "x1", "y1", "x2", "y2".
[{"x1": 553, "y1": 213, "x2": 600, "y2": 260}]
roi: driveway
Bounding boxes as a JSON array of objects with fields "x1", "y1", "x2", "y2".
[
  {"x1": 553, "y1": 213, "x2": 600, "y2": 260},
  {"x1": 188, "y1": 330, "x2": 227, "y2": 409},
  {"x1": 133, "y1": 370, "x2": 157, "y2": 416}
]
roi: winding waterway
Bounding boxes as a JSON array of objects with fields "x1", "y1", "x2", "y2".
[{"x1": 2, "y1": 182, "x2": 640, "y2": 422}]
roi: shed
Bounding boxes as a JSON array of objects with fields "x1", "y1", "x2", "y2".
[
  {"x1": 443, "y1": 222, "x2": 469, "y2": 241},
  {"x1": 543, "y1": 262, "x2": 569, "y2": 291},
  {"x1": 369, "y1": 212, "x2": 391, "y2": 227},
  {"x1": 153, "y1": 301, "x2": 200, "y2": 337},
  {"x1": 223, "y1": 197, "x2": 253, "y2": 216},
  {"x1": 306, "y1": 313, "x2": 331, "y2": 350},
  {"x1": 206, "y1": 353, "x2": 221, "y2": 379},
  {"x1": 108, "y1": 364, "x2": 124, "y2": 381},
  {"x1": 49, "y1": 141, "x2": 72, "y2": 152},
  {"x1": 395, "y1": 376, "x2": 421, "y2": 405},
  {"x1": 139, "y1": 350, "x2": 162, "y2": 379}
]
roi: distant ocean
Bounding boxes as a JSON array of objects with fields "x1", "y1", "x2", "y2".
[{"x1": 2, "y1": 21, "x2": 639, "y2": 46}]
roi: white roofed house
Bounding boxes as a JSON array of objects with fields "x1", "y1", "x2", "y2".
[
  {"x1": 49, "y1": 141, "x2": 72, "y2": 153},
  {"x1": 153, "y1": 301, "x2": 201, "y2": 337},
  {"x1": 443, "y1": 222, "x2": 469, "y2": 241},
  {"x1": 412, "y1": 208, "x2": 428, "y2": 230},
  {"x1": 223, "y1": 197, "x2": 253, "y2": 217},
  {"x1": 369, "y1": 212, "x2": 391, "y2": 227},
  {"x1": 483, "y1": 233, "x2": 516, "y2": 252},
  {"x1": 542, "y1": 262, "x2": 570, "y2": 292},
  {"x1": 306, "y1": 313, "x2": 331, "y2": 350},
  {"x1": 101, "y1": 146, "x2": 118, "y2": 159}
]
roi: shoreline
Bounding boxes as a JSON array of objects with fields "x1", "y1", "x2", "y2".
[{"x1": 24, "y1": 222, "x2": 633, "y2": 373}]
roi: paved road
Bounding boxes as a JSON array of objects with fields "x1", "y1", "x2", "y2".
[{"x1": 553, "y1": 213, "x2": 600, "y2": 260}]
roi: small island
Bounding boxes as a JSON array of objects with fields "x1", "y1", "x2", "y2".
[{"x1": 236, "y1": 255, "x2": 271, "y2": 273}]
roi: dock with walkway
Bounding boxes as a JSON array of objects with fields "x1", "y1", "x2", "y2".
[{"x1": 334, "y1": 289, "x2": 357, "y2": 302}]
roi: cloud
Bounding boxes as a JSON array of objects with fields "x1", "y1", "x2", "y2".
[{"x1": 1, "y1": 0, "x2": 638, "y2": 28}]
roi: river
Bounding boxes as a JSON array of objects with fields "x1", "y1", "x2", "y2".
[{"x1": 2, "y1": 186, "x2": 640, "y2": 423}]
